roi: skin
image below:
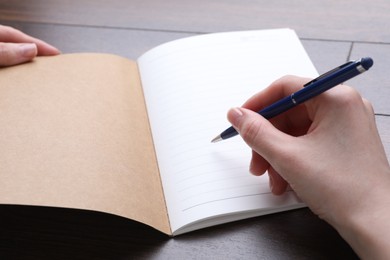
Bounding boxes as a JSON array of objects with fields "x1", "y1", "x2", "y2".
[
  {"x1": 0, "y1": 25, "x2": 60, "y2": 66},
  {"x1": 227, "y1": 75, "x2": 390, "y2": 259}
]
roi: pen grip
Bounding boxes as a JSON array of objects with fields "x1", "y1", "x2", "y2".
[
  {"x1": 258, "y1": 95, "x2": 296, "y2": 119},
  {"x1": 220, "y1": 96, "x2": 296, "y2": 140}
]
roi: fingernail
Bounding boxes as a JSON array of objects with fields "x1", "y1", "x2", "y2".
[
  {"x1": 227, "y1": 107, "x2": 244, "y2": 127},
  {"x1": 19, "y1": 43, "x2": 37, "y2": 58}
]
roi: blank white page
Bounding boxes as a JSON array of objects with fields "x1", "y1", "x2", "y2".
[{"x1": 137, "y1": 29, "x2": 318, "y2": 234}]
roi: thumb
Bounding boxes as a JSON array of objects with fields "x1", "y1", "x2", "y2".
[
  {"x1": 227, "y1": 107, "x2": 293, "y2": 161},
  {"x1": 0, "y1": 42, "x2": 37, "y2": 66}
]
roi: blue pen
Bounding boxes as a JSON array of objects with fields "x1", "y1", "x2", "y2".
[{"x1": 211, "y1": 57, "x2": 374, "y2": 143}]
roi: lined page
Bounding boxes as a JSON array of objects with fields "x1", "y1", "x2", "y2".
[{"x1": 137, "y1": 29, "x2": 318, "y2": 234}]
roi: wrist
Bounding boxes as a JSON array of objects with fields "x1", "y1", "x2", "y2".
[{"x1": 334, "y1": 179, "x2": 390, "y2": 259}]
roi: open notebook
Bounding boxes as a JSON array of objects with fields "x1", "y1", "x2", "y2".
[{"x1": 0, "y1": 28, "x2": 318, "y2": 236}]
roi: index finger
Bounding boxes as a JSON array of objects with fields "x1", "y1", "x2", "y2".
[
  {"x1": 242, "y1": 75, "x2": 312, "y2": 111},
  {"x1": 241, "y1": 75, "x2": 315, "y2": 136}
]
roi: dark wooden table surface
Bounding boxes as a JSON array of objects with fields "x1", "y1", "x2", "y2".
[{"x1": 1, "y1": 1, "x2": 389, "y2": 259}]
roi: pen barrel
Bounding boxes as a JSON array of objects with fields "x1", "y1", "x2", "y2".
[
  {"x1": 219, "y1": 126, "x2": 239, "y2": 140},
  {"x1": 259, "y1": 96, "x2": 296, "y2": 119},
  {"x1": 220, "y1": 96, "x2": 296, "y2": 140},
  {"x1": 293, "y1": 65, "x2": 362, "y2": 104},
  {"x1": 217, "y1": 58, "x2": 372, "y2": 141}
]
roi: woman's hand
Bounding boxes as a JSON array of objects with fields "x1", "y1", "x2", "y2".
[
  {"x1": 0, "y1": 25, "x2": 60, "y2": 66},
  {"x1": 228, "y1": 75, "x2": 390, "y2": 259}
]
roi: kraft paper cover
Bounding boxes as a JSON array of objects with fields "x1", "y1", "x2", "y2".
[{"x1": 0, "y1": 53, "x2": 170, "y2": 234}]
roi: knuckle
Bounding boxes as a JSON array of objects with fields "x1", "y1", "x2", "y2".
[
  {"x1": 362, "y1": 98, "x2": 375, "y2": 114},
  {"x1": 0, "y1": 44, "x2": 18, "y2": 66},
  {"x1": 0, "y1": 43, "x2": 12, "y2": 62},
  {"x1": 331, "y1": 85, "x2": 363, "y2": 108}
]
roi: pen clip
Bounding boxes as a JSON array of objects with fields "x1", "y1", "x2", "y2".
[{"x1": 303, "y1": 61, "x2": 355, "y2": 87}]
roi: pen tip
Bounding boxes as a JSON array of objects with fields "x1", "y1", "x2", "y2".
[{"x1": 211, "y1": 135, "x2": 223, "y2": 143}]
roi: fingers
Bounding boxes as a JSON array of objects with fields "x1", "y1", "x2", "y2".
[
  {"x1": 268, "y1": 167, "x2": 289, "y2": 195},
  {"x1": 0, "y1": 25, "x2": 60, "y2": 56},
  {"x1": 229, "y1": 76, "x2": 316, "y2": 196},
  {"x1": 249, "y1": 151, "x2": 269, "y2": 176},
  {"x1": 242, "y1": 75, "x2": 313, "y2": 136},
  {"x1": 242, "y1": 75, "x2": 311, "y2": 111},
  {"x1": 227, "y1": 107, "x2": 294, "y2": 163},
  {"x1": 250, "y1": 151, "x2": 289, "y2": 195},
  {"x1": 232, "y1": 75, "x2": 375, "y2": 198},
  {"x1": 228, "y1": 107, "x2": 293, "y2": 195},
  {"x1": 0, "y1": 42, "x2": 38, "y2": 66}
]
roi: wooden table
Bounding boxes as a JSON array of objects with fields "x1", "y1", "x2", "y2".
[{"x1": 1, "y1": 1, "x2": 389, "y2": 258}]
